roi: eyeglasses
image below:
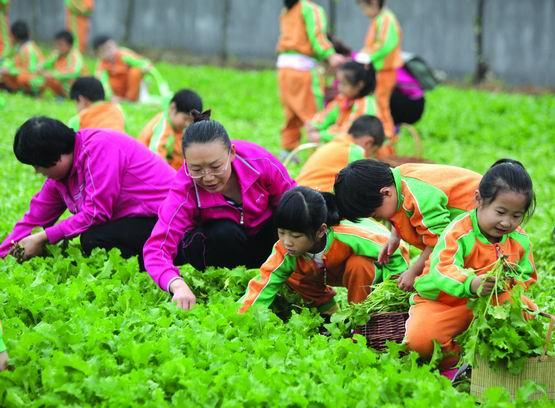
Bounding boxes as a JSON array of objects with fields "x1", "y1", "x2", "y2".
[{"x1": 184, "y1": 153, "x2": 231, "y2": 179}]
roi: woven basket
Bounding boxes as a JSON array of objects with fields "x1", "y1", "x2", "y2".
[
  {"x1": 471, "y1": 312, "x2": 555, "y2": 400},
  {"x1": 353, "y1": 311, "x2": 408, "y2": 351}
]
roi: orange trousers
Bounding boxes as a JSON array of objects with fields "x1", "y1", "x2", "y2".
[
  {"x1": 286, "y1": 255, "x2": 376, "y2": 308},
  {"x1": 43, "y1": 77, "x2": 66, "y2": 97},
  {"x1": 375, "y1": 69, "x2": 397, "y2": 139},
  {"x1": 1, "y1": 72, "x2": 41, "y2": 92},
  {"x1": 405, "y1": 292, "x2": 537, "y2": 369},
  {"x1": 66, "y1": 11, "x2": 90, "y2": 53},
  {"x1": 110, "y1": 67, "x2": 143, "y2": 101},
  {"x1": 278, "y1": 67, "x2": 322, "y2": 151}
]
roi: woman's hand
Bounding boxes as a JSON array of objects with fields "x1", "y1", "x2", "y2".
[
  {"x1": 378, "y1": 228, "x2": 400, "y2": 264},
  {"x1": 0, "y1": 351, "x2": 8, "y2": 371},
  {"x1": 471, "y1": 276, "x2": 497, "y2": 297},
  {"x1": 14, "y1": 231, "x2": 47, "y2": 261},
  {"x1": 169, "y1": 279, "x2": 197, "y2": 310}
]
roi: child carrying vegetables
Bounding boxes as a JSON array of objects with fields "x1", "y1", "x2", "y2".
[
  {"x1": 239, "y1": 186, "x2": 409, "y2": 314},
  {"x1": 405, "y1": 159, "x2": 537, "y2": 370},
  {"x1": 334, "y1": 160, "x2": 482, "y2": 292}
]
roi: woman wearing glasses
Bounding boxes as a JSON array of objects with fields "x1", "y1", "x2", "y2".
[{"x1": 143, "y1": 111, "x2": 296, "y2": 310}]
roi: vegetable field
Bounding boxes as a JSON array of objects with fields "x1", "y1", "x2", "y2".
[{"x1": 0, "y1": 62, "x2": 554, "y2": 407}]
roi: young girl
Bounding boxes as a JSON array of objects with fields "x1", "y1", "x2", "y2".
[
  {"x1": 355, "y1": 0, "x2": 403, "y2": 152},
  {"x1": 334, "y1": 160, "x2": 482, "y2": 292},
  {"x1": 405, "y1": 159, "x2": 537, "y2": 370},
  {"x1": 139, "y1": 88, "x2": 203, "y2": 170},
  {"x1": 239, "y1": 186, "x2": 410, "y2": 313},
  {"x1": 0, "y1": 321, "x2": 7, "y2": 371},
  {"x1": 306, "y1": 61, "x2": 377, "y2": 144},
  {"x1": 143, "y1": 112, "x2": 295, "y2": 311}
]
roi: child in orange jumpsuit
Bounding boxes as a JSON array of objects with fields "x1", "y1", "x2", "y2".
[
  {"x1": 65, "y1": 0, "x2": 94, "y2": 52},
  {"x1": 239, "y1": 186, "x2": 409, "y2": 313},
  {"x1": 406, "y1": 159, "x2": 537, "y2": 371},
  {"x1": 334, "y1": 160, "x2": 481, "y2": 292}
]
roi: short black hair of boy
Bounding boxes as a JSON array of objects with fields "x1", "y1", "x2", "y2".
[
  {"x1": 11, "y1": 20, "x2": 29, "y2": 42},
  {"x1": 171, "y1": 89, "x2": 203, "y2": 114},
  {"x1": 93, "y1": 34, "x2": 112, "y2": 51},
  {"x1": 70, "y1": 77, "x2": 105, "y2": 102},
  {"x1": 14, "y1": 117, "x2": 76, "y2": 168},
  {"x1": 334, "y1": 159, "x2": 394, "y2": 222},
  {"x1": 54, "y1": 29, "x2": 74, "y2": 46},
  {"x1": 479, "y1": 158, "x2": 536, "y2": 221},
  {"x1": 348, "y1": 115, "x2": 385, "y2": 147}
]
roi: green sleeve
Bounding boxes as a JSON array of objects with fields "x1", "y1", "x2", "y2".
[
  {"x1": 300, "y1": 0, "x2": 334, "y2": 61},
  {"x1": 0, "y1": 322, "x2": 6, "y2": 353},
  {"x1": 67, "y1": 114, "x2": 81, "y2": 131},
  {"x1": 511, "y1": 231, "x2": 536, "y2": 284},
  {"x1": 27, "y1": 46, "x2": 40, "y2": 73},
  {"x1": 239, "y1": 247, "x2": 297, "y2": 310},
  {"x1": 312, "y1": 103, "x2": 339, "y2": 143},
  {"x1": 370, "y1": 10, "x2": 400, "y2": 67},
  {"x1": 121, "y1": 51, "x2": 152, "y2": 71},
  {"x1": 95, "y1": 63, "x2": 113, "y2": 100},
  {"x1": 348, "y1": 144, "x2": 365, "y2": 163},
  {"x1": 414, "y1": 224, "x2": 476, "y2": 300}
]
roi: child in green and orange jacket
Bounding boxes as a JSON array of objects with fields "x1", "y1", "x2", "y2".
[
  {"x1": 406, "y1": 159, "x2": 537, "y2": 370},
  {"x1": 306, "y1": 61, "x2": 378, "y2": 144},
  {"x1": 139, "y1": 89, "x2": 203, "y2": 170},
  {"x1": 0, "y1": 0, "x2": 10, "y2": 59},
  {"x1": 297, "y1": 114, "x2": 384, "y2": 192},
  {"x1": 0, "y1": 321, "x2": 8, "y2": 371},
  {"x1": 41, "y1": 30, "x2": 86, "y2": 97},
  {"x1": 334, "y1": 160, "x2": 482, "y2": 292},
  {"x1": 65, "y1": 0, "x2": 94, "y2": 53},
  {"x1": 0, "y1": 20, "x2": 44, "y2": 94},
  {"x1": 239, "y1": 186, "x2": 409, "y2": 314},
  {"x1": 355, "y1": 0, "x2": 402, "y2": 154}
]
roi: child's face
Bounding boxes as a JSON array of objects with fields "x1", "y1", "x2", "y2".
[
  {"x1": 337, "y1": 70, "x2": 364, "y2": 99},
  {"x1": 278, "y1": 226, "x2": 325, "y2": 257},
  {"x1": 55, "y1": 39, "x2": 72, "y2": 55},
  {"x1": 168, "y1": 103, "x2": 193, "y2": 131},
  {"x1": 33, "y1": 154, "x2": 73, "y2": 181},
  {"x1": 370, "y1": 185, "x2": 398, "y2": 220},
  {"x1": 477, "y1": 190, "x2": 528, "y2": 243},
  {"x1": 97, "y1": 40, "x2": 118, "y2": 61},
  {"x1": 359, "y1": 1, "x2": 381, "y2": 18}
]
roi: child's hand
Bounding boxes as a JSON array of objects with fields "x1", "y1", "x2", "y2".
[
  {"x1": 328, "y1": 53, "x2": 348, "y2": 69},
  {"x1": 471, "y1": 276, "x2": 497, "y2": 297},
  {"x1": 305, "y1": 124, "x2": 320, "y2": 143},
  {"x1": 0, "y1": 351, "x2": 8, "y2": 371},
  {"x1": 169, "y1": 279, "x2": 197, "y2": 310},
  {"x1": 397, "y1": 268, "x2": 418, "y2": 292},
  {"x1": 378, "y1": 229, "x2": 400, "y2": 264}
]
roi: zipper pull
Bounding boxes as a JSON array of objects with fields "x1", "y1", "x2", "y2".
[{"x1": 240, "y1": 210, "x2": 244, "y2": 225}]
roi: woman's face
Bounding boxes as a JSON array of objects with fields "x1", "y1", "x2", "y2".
[{"x1": 184, "y1": 141, "x2": 235, "y2": 193}]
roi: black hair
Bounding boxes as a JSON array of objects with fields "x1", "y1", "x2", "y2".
[
  {"x1": 69, "y1": 76, "x2": 105, "y2": 102},
  {"x1": 14, "y1": 117, "x2": 76, "y2": 168},
  {"x1": 339, "y1": 61, "x2": 376, "y2": 98},
  {"x1": 275, "y1": 187, "x2": 340, "y2": 238},
  {"x1": 182, "y1": 110, "x2": 231, "y2": 153},
  {"x1": 479, "y1": 158, "x2": 536, "y2": 220},
  {"x1": 93, "y1": 34, "x2": 112, "y2": 51},
  {"x1": 284, "y1": 0, "x2": 299, "y2": 9},
  {"x1": 348, "y1": 115, "x2": 385, "y2": 146},
  {"x1": 54, "y1": 29, "x2": 74, "y2": 45},
  {"x1": 357, "y1": 0, "x2": 386, "y2": 8},
  {"x1": 171, "y1": 89, "x2": 203, "y2": 114},
  {"x1": 334, "y1": 159, "x2": 393, "y2": 222},
  {"x1": 11, "y1": 20, "x2": 29, "y2": 42},
  {"x1": 328, "y1": 34, "x2": 352, "y2": 57}
]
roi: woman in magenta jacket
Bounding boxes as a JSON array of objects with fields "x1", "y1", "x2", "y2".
[{"x1": 143, "y1": 111, "x2": 296, "y2": 310}]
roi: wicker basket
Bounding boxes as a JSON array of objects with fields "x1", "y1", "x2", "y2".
[
  {"x1": 471, "y1": 312, "x2": 555, "y2": 400},
  {"x1": 353, "y1": 311, "x2": 408, "y2": 351}
]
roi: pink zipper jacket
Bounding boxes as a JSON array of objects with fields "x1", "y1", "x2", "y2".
[
  {"x1": 144, "y1": 140, "x2": 296, "y2": 292},
  {"x1": 0, "y1": 129, "x2": 176, "y2": 257}
]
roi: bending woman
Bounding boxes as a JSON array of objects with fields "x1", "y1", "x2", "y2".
[{"x1": 143, "y1": 111, "x2": 296, "y2": 310}]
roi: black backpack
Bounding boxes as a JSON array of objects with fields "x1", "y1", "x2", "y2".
[{"x1": 403, "y1": 54, "x2": 439, "y2": 91}]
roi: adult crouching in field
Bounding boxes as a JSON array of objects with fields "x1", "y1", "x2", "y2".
[
  {"x1": 0, "y1": 117, "x2": 175, "y2": 266},
  {"x1": 143, "y1": 111, "x2": 296, "y2": 310}
]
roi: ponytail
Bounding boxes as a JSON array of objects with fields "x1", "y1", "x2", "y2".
[{"x1": 182, "y1": 109, "x2": 231, "y2": 153}]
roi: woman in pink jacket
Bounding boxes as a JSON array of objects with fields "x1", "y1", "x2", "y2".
[
  {"x1": 0, "y1": 117, "x2": 175, "y2": 265},
  {"x1": 143, "y1": 111, "x2": 296, "y2": 310}
]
